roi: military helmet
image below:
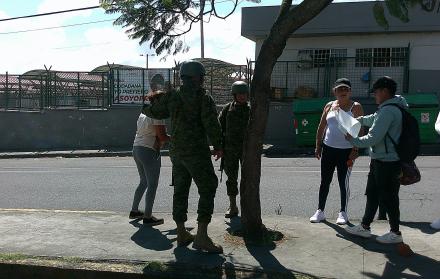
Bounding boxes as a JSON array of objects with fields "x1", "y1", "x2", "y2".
[
  {"x1": 179, "y1": 60, "x2": 206, "y2": 78},
  {"x1": 231, "y1": 81, "x2": 249, "y2": 95}
]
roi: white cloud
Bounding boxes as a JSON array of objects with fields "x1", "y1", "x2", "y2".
[{"x1": 0, "y1": 1, "x2": 255, "y2": 74}]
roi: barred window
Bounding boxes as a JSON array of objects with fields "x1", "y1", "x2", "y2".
[
  {"x1": 298, "y1": 49, "x2": 347, "y2": 68},
  {"x1": 373, "y1": 48, "x2": 391, "y2": 67},
  {"x1": 355, "y1": 48, "x2": 372, "y2": 67},
  {"x1": 391, "y1": 47, "x2": 408, "y2": 66},
  {"x1": 355, "y1": 47, "x2": 408, "y2": 67}
]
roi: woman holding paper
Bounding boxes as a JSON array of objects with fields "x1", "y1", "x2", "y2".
[
  {"x1": 310, "y1": 78, "x2": 364, "y2": 225},
  {"x1": 431, "y1": 112, "x2": 440, "y2": 230}
]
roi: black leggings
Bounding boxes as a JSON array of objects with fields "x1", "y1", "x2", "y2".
[
  {"x1": 362, "y1": 160, "x2": 401, "y2": 232},
  {"x1": 318, "y1": 144, "x2": 353, "y2": 213}
]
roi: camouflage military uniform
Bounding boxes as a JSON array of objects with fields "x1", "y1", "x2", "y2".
[
  {"x1": 143, "y1": 84, "x2": 222, "y2": 223},
  {"x1": 218, "y1": 101, "x2": 250, "y2": 196}
]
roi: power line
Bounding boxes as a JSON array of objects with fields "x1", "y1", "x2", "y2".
[
  {"x1": 0, "y1": 19, "x2": 116, "y2": 35},
  {"x1": 0, "y1": 6, "x2": 101, "y2": 22}
]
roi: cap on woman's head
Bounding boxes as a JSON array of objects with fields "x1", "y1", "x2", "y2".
[{"x1": 333, "y1": 78, "x2": 351, "y2": 90}]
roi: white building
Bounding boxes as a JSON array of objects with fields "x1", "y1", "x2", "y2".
[{"x1": 242, "y1": 1, "x2": 440, "y2": 99}]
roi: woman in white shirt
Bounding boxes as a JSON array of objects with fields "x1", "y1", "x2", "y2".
[
  {"x1": 310, "y1": 78, "x2": 364, "y2": 225},
  {"x1": 129, "y1": 91, "x2": 170, "y2": 226},
  {"x1": 431, "y1": 112, "x2": 440, "y2": 230}
]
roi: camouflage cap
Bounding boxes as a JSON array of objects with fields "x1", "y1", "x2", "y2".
[
  {"x1": 231, "y1": 81, "x2": 249, "y2": 95},
  {"x1": 179, "y1": 60, "x2": 206, "y2": 78}
]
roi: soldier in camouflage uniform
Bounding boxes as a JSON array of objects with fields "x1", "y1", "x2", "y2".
[
  {"x1": 218, "y1": 81, "x2": 250, "y2": 218},
  {"x1": 143, "y1": 60, "x2": 224, "y2": 254}
]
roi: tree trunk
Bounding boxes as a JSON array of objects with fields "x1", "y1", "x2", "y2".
[{"x1": 240, "y1": 0, "x2": 333, "y2": 237}]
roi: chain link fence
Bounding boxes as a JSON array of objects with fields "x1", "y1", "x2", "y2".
[
  {"x1": 0, "y1": 61, "x2": 251, "y2": 111},
  {"x1": 249, "y1": 54, "x2": 409, "y2": 101},
  {"x1": 0, "y1": 71, "x2": 109, "y2": 110}
]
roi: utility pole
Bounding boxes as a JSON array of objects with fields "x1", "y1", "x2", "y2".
[
  {"x1": 140, "y1": 53, "x2": 155, "y2": 69},
  {"x1": 200, "y1": 18, "x2": 204, "y2": 58},
  {"x1": 200, "y1": 0, "x2": 205, "y2": 58}
]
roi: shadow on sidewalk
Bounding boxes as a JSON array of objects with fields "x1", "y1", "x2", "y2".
[
  {"x1": 130, "y1": 220, "x2": 173, "y2": 251},
  {"x1": 225, "y1": 216, "x2": 316, "y2": 279},
  {"x1": 323, "y1": 221, "x2": 440, "y2": 278},
  {"x1": 400, "y1": 221, "x2": 438, "y2": 235}
]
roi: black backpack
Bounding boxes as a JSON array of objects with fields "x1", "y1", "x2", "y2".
[
  {"x1": 384, "y1": 104, "x2": 420, "y2": 162},
  {"x1": 384, "y1": 103, "x2": 421, "y2": 185}
]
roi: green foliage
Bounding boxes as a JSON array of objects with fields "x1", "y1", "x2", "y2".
[
  {"x1": 374, "y1": 2, "x2": 389, "y2": 29},
  {"x1": 374, "y1": 0, "x2": 439, "y2": 28},
  {"x1": 100, "y1": 0, "x2": 239, "y2": 58}
]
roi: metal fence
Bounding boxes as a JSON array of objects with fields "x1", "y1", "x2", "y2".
[
  {"x1": 196, "y1": 63, "x2": 250, "y2": 105},
  {"x1": 0, "y1": 71, "x2": 109, "y2": 110},
  {"x1": 110, "y1": 64, "x2": 250, "y2": 106},
  {"x1": 249, "y1": 55, "x2": 409, "y2": 101}
]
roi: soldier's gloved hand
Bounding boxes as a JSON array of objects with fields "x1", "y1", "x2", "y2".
[{"x1": 212, "y1": 149, "x2": 223, "y2": 161}]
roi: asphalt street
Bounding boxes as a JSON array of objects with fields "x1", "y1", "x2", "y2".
[{"x1": 0, "y1": 156, "x2": 438, "y2": 222}]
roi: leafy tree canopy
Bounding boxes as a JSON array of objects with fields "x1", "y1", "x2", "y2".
[
  {"x1": 100, "y1": 0, "x2": 259, "y2": 58},
  {"x1": 374, "y1": 0, "x2": 439, "y2": 29}
]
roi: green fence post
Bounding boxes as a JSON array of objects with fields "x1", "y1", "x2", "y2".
[
  {"x1": 108, "y1": 70, "x2": 112, "y2": 106},
  {"x1": 77, "y1": 72, "x2": 80, "y2": 109},
  {"x1": 40, "y1": 75, "x2": 43, "y2": 110},
  {"x1": 142, "y1": 69, "x2": 145, "y2": 104},
  {"x1": 404, "y1": 43, "x2": 410, "y2": 94},
  {"x1": 285, "y1": 62, "x2": 288, "y2": 98},
  {"x1": 53, "y1": 72, "x2": 57, "y2": 108},
  {"x1": 18, "y1": 75, "x2": 22, "y2": 110},
  {"x1": 5, "y1": 72, "x2": 9, "y2": 110},
  {"x1": 368, "y1": 54, "x2": 373, "y2": 97},
  {"x1": 116, "y1": 69, "x2": 120, "y2": 104},
  {"x1": 101, "y1": 74, "x2": 105, "y2": 108}
]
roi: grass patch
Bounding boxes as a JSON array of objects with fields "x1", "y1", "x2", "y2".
[
  {"x1": 0, "y1": 253, "x2": 29, "y2": 261},
  {"x1": 144, "y1": 261, "x2": 168, "y2": 272}
]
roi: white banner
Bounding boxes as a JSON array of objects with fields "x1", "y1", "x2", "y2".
[{"x1": 113, "y1": 69, "x2": 173, "y2": 104}]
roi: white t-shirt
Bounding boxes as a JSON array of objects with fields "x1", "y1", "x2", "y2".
[
  {"x1": 435, "y1": 111, "x2": 440, "y2": 135},
  {"x1": 323, "y1": 102, "x2": 354, "y2": 149},
  {"x1": 133, "y1": 113, "x2": 166, "y2": 149}
]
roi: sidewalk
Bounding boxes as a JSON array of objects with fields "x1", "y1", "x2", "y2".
[{"x1": 0, "y1": 209, "x2": 438, "y2": 278}]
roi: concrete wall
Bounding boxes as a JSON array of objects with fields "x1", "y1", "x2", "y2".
[
  {"x1": 1, "y1": 103, "x2": 298, "y2": 151},
  {"x1": 0, "y1": 107, "x2": 141, "y2": 152}
]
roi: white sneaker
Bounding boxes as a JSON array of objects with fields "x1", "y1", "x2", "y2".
[
  {"x1": 309, "y1": 209, "x2": 325, "y2": 223},
  {"x1": 430, "y1": 218, "x2": 440, "y2": 230},
  {"x1": 345, "y1": 224, "x2": 372, "y2": 238},
  {"x1": 376, "y1": 231, "x2": 403, "y2": 244},
  {"x1": 336, "y1": 211, "x2": 348, "y2": 225}
]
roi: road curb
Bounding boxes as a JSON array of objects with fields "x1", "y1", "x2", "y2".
[{"x1": 0, "y1": 257, "x2": 320, "y2": 279}]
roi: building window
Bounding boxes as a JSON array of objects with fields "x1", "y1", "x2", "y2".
[
  {"x1": 355, "y1": 47, "x2": 408, "y2": 67},
  {"x1": 391, "y1": 47, "x2": 408, "y2": 66},
  {"x1": 355, "y1": 48, "x2": 372, "y2": 67},
  {"x1": 298, "y1": 48, "x2": 347, "y2": 68}
]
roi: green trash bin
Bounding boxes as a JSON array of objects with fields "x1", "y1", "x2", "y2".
[
  {"x1": 403, "y1": 93, "x2": 439, "y2": 144},
  {"x1": 293, "y1": 98, "x2": 333, "y2": 146}
]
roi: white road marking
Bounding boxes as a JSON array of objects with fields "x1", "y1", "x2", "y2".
[{"x1": 0, "y1": 208, "x2": 115, "y2": 214}]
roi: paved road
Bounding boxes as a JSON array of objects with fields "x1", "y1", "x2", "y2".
[{"x1": 0, "y1": 156, "x2": 438, "y2": 222}]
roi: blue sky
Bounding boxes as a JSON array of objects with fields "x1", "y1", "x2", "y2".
[{"x1": 0, "y1": 0, "x2": 364, "y2": 74}]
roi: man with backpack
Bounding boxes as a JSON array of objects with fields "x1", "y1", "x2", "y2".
[{"x1": 344, "y1": 76, "x2": 409, "y2": 244}]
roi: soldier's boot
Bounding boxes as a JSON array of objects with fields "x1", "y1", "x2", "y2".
[
  {"x1": 193, "y1": 222, "x2": 223, "y2": 254},
  {"x1": 225, "y1": 196, "x2": 239, "y2": 218},
  {"x1": 176, "y1": 222, "x2": 194, "y2": 247}
]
